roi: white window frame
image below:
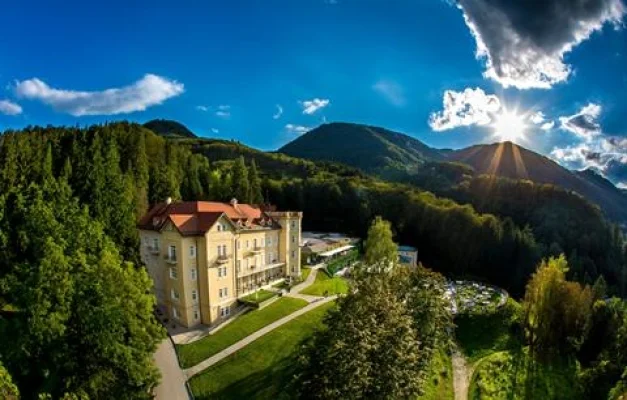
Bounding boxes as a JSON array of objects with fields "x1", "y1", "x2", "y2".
[
  {"x1": 193, "y1": 310, "x2": 199, "y2": 320},
  {"x1": 168, "y1": 245, "x2": 176, "y2": 260},
  {"x1": 191, "y1": 289, "x2": 198, "y2": 302},
  {"x1": 171, "y1": 289, "x2": 179, "y2": 301},
  {"x1": 172, "y1": 307, "x2": 179, "y2": 319},
  {"x1": 190, "y1": 245, "x2": 196, "y2": 257},
  {"x1": 169, "y1": 267, "x2": 177, "y2": 279},
  {"x1": 191, "y1": 268, "x2": 197, "y2": 281}
]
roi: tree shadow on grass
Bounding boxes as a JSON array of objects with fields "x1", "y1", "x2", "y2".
[{"x1": 194, "y1": 356, "x2": 297, "y2": 400}]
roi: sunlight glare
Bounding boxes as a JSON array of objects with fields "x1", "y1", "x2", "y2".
[{"x1": 491, "y1": 110, "x2": 527, "y2": 143}]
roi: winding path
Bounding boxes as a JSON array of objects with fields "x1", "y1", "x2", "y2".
[{"x1": 452, "y1": 345, "x2": 473, "y2": 400}]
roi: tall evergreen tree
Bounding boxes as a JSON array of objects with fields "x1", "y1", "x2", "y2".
[
  {"x1": 249, "y1": 159, "x2": 264, "y2": 204},
  {"x1": 231, "y1": 156, "x2": 249, "y2": 202}
]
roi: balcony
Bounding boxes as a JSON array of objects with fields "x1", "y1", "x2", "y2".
[
  {"x1": 164, "y1": 255, "x2": 177, "y2": 264},
  {"x1": 216, "y1": 255, "x2": 230, "y2": 264}
]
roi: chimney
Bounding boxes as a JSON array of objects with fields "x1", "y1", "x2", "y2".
[
  {"x1": 166, "y1": 197, "x2": 172, "y2": 205},
  {"x1": 230, "y1": 198, "x2": 238, "y2": 208}
]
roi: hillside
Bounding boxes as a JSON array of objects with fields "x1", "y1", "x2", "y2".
[
  {"x1": 446, "y1": 142, "x2": 627, "y2": 222},
  {"x1": 279, "y1": 122, "x2": 443, "y2": 178},
  {"x1": 143, "y1": 119, "x2": 196, "y2": 138}
]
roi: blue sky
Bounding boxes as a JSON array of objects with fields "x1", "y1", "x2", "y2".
[{"x1": 1, "y1": 0, "x2": 626, "y2": 186}]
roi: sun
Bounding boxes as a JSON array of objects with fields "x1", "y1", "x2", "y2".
[{"x1": 491, "y1": 110, "x2": 527, "y2": 143}]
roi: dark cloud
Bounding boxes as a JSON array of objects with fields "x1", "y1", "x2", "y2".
[{"x1": 455, "y1": 0, "x2": 625, "y2": 88}]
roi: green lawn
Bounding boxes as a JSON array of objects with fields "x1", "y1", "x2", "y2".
[
  {"x1": 188, "y1": 301, "x2": 336, "y2": 400},
  {"x1": 455, "y1": 298, "x2": 522, "y2": 363},
  {"x1": 240, "y1": 289, "x2": 276, "y2": 304},
  {"x1": 469, "y1": 349, "x2": 580, "y2": 400},
  {"x1": 301, "y1": 267, "x2": 311, "y2": 282},
  {"x1": 300, "y1": 270, "x2": 348, "y2": 296},
  {"x1": 418, "y1": 348, "x2": 454, "y2": 400},
  {"x1": 177, "y1": 297, "x2": 308, "y2": 368}
]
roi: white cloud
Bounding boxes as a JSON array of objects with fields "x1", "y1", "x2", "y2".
[
  {"x1": 559, "y1": 103, "x2": 602, "y2": 141},
  {"x1": 618, "y1": 182, "x2": 627, "y2": 189},
  {"x1": 454, "y1": 0, "x2": 626, "y2": 89},
  {"x1": 372, "y1": 80, "x2": 406, "y2": 106},
  {"x1": 196, "y1": 105, "x2": 209, "y2": 112},
  {"x1": 300, "y1": 98, "x2": 329, "y2": 115},
  {"x1": 285, "y1": 124, "x2": 311, "y2": 135},
  {"x1": 0, "y1": 100, "x2": 22, "y2": 115},
  {"x1": 529, "y1": 111, "x2": 545, "y2": 124},
  {"x1": 215, "y1": 105, "x2": 231, "y2": 118},
  {"x1": 15, "y1": 74, "x2": 184, "y2": 116},
  {"x1": 211, "y1": 128, "x2": 219, "y2": 134},
  {"x1": 541, "y1": 121, "x2": 555, "y2": 131},
  {"x1": 428, "y1": 87, "x2": 501, "y2": 131},
  {"x1": 273, "y1": 104, "x2": 283, "y2": 120}
]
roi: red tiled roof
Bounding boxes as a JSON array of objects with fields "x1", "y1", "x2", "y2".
[{"x1": 137, "y1": 201, "x2": 275, "y2": 235}]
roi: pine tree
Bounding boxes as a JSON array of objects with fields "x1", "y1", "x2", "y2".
[
  {"x1": 249, "y1": 159, "x2": 264, "y2": 204},
  {"x1": 231, "y1": 156, "x2": 249, "y2": 202}
]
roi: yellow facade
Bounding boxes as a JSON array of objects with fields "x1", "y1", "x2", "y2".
[{"x1": 139, "y1": 211, "x2": 302, "y2": 328}]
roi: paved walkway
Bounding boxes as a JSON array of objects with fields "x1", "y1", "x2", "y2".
[
  {"x1": 184, "y1": 295, "x2": 337, "y2": 378},
  {"x1": 285, "y1": 266, "x2": 324, "y2": 303},
  {"x1": 153, "y1": 339, "x2": 190, "y2": 400}
]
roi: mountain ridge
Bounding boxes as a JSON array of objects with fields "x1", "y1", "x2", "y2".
[{"x1": 279, "y1": 122, "x2": 627, "y2": 223}]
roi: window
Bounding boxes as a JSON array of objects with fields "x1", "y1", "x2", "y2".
[
  {"x1": 292, "y1": 236, "x2": 296, "y2": 244},
  {"x1": 193, "y1": 310, "x2": 199, "y2": 321},
  {"x1": 237, "y1": 240, "x2": 241, "y2": 250},
  {"x1": 170, "y1": 289, "x2": 179, "y2": 301},
  {"x1": 291, "y1": 220, "x2": 295, "y2": 229},
  {"x1": 217, "y1": 224, "x2": 222, "y2": 232},
  {"x1": 267, "y1": 237, "x2": 272, "y2": 246},
  {"x1": 246, "y1": 240, "x2": 250, "y2": 249},
  {"x1": 236, "y1": 260, "x2": 241, "y2": 273},
  {"x1": 253, "y1": 238, "x2": 257, "y2": 248},
  {"x1": 222, "y1": 245, "x2": 227, "y2": 256},
  {"x1": 219, "y1": 287, "x2": 229, "y2": 298},
  {"x1": 169, "y1": 267, "x2": 178, "y2": 279},
  {"x1": 153, "y1": 238, "x2": 159, "y2": 249},
  {"x1": 168, "y1": 245, "x2": 176, "y2": 260},
  {"x1": 172, "y1": 307, "x2": 179, "y2": 319},
  {"x1": 220, "y1": 306, "x2": 230, "y2": 317},
  {"x1": 222, "y1": 267, "x2": 228, "y2": 277},
  {"x1": 191, "y1": 289, "x2": 198, "y2": 302},
  {"x1": 218, "y1": 267, "x2": 227, "y2": 278},
  {"x1": 291, "y1": 250, "x2": 296, "y2": 258},
  {"x1": 190, "y1": 245, "x2": 196, "y2": 257},
  {"x1": 219, "y1": 288, "x2": 223, "y2": 298},
  {"x1": 191, "y1": 268, "x2": 197, "y2": 280},
  {"x1": 225, "y1": 287, "x2": 228, "y2": 297}
]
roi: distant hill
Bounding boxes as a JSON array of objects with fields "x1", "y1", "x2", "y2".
[
  {"x1": 279, "y1": 122, "x2": 443, "y2": 178},
  {"x1": 143, "y1": 119, "x2": 196, "y2": 138},
  {"x1": 446, "y1": 141, "x2": 627, "y2": 222}
]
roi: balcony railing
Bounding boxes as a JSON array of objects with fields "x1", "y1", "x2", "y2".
[
  {"x1": 164, "y1": 255, "x2": 177, "y2": 264},
  {"x1": 216, "y1": 255, "x2": 230, "y2": 264},
  {"x1": 250, "y1": 246, "x2": 263, "y2": 254}
]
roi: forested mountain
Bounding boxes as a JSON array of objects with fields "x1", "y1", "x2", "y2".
[
  {"x1": 143, "y1": 118, "x2": 197, "y2": 138},
  {"x1": 447, "y1": 141, "x2": 627, "y2": 222},
  {"x1": 279, "y1": 122, "x2": 444, "y2": 179}
]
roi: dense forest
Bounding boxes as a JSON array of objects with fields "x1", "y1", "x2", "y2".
[{"x1": 0, "y1": 121, "x2": 626, "y2": 397}]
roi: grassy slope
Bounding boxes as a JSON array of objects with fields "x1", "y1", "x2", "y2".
[
  {"x1": 300, "y1": 270, "x2": 348, "y2": 296},
  {"x1": 241, "y1": 289, "x2": 276, "y2": 304},
  {"x1": 469, "y1": 350, "x2": 580, "y2": 400},
  {"x1": 188, "y1": 301, "x2": 336, "y2": 400},
  {"x1": 301, "y1": 267, "x2": 311, "y2": 282},
  {"x1": 419, "y1": 348, "x2": 455, "y2": 400},
  {"x1": 177, "y1": 297, "x2": 308, "y2": 368},
  {"x1": 456, "y1": 298, "x2": 580, "y2": 399},
  {"x1": 455, "y1": 298, "x2": 522, "y2": 363}
]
